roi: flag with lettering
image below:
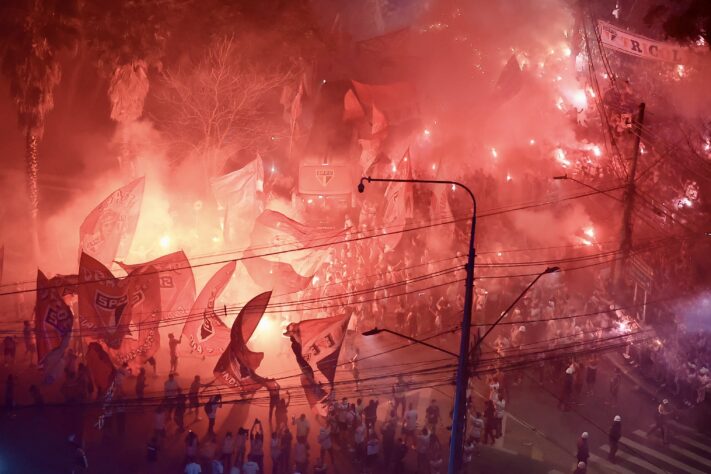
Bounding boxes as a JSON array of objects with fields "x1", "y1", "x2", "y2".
[
  {"x1": 106, "y1": 269, "x2": 162, "y2": 370},
  {"x1": 242, "y1": 210, "x2": 347, "y2": 294},
  {"x1": 211, "y1": 156, "x2": 264, "y2": 243},
  {"x1": 180, "y1": 261, "x2": 235, "y2": 357},
  {"x1": 381, "y1": 148, "x2": 414, "y2": 252},
  {"x1": 78, "y1": 252, "x2": 159, "y2": 354},
  {"x1": 49, "y1": 274, "x2": 79, "y2": 297},
  {"x1": 213, "y1": 291, "x2": 271, "y2": 396},
  {"x1": 117, "y1": 250, "x2": 196, "y2": 328},
  {"x1": 35, "y1": 270, "x2": 74, "y2": 365},
  {"x1": 284, "y1": 314, "x2": 350, "y2": 413},
  {"x1": 79, "y1": 177, "x2": 145, "y2": 267}
]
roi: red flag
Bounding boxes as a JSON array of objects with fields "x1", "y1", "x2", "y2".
[
  {"x1": 106, "y1": 269, "x2": 162, "y2": 370},
  {"x1": 79, "y1": 177, "x2": 145, "y2": 267},
  {"x1": 35, "y1": 270, "x2": 74, "y2": 364},
  {"x1": 351, "y1": 80, "x2": 419, "y2": 125},
  {"x1": 242, "y1": 210, "x2": 347, "y2": 294},
  {"x1": 358, "y1": 138, "x2": 382, "y2": 173},
  {"x1": 117, "y1": 251, "x2": 196, "y2": 326},
  {"x1": 284, "y1": 314, "x2": 350, "y2": 413},
  {"x1": 180, "y1": 261, "x2": 235, "y2": 357},
  {"x1": 213, "y1": 291, "x2": 271, "y2": 396},
  {"x1": 211, "y1": 156, "x2": 264, "y2": 243},
  {"x1": 381, "y1": 148, "x2": 414, "y2": 251},
  {"x1": 79, "y1": 253, "x2": 133, "y2": 348},
  {"x1": 0, "y1": 245, "x2": 4, "y2": 284},
  {"x1": 429, "y1": 169, "x2": 455, "y2": 251},
  {"x1": 85, "y1": 342, "x2": 116, "y2": 394},
  {"x1": 343, "y1": 88, "x2": 365, "y2": 122},
  {"x1": 78, "y1": 252, "x2": 159, "y2": 361}
]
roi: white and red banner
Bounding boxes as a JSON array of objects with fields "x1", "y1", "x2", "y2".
[
  {"x1": 381, "y1": 148, "x2": 414, "y2": 252},
  {"x1": 211, "y1": 156, "x2": 264, "y2": 243},
  {"x1": 285, "y1": 314, "x2": 350, "y2": 413},
  {"x1": 213, "y1": 291, "x2": 271, "y2": 396},
  {"x1": 79, "y1": 252, "x2": 162, "y2": 369},
  {"x1": 118, "y1": 250, "x2": 196, "y2": 327},
  {"x1": 598, "y1": 20, "x2": 694, "y2": 63},
  {"x1": 180, "y1": 261, "x2": 235, "y2": 357},
  {"x1": 35, "y1": 270, "x2": 74, "y2": 365},
  {"x1": 79, "y1": 177, "x2": 145, "y2": 267},
  {"x1": 242, "y1": 210, "x2": 347, "y2": 294}
]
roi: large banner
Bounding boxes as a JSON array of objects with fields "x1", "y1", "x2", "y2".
[
  {"x1": 79, "y1": 252, "x2": 162, "y2": 369},
  {"x1": 213, "y1": 292, "x2": 271, "y2": 396},
  {"x1": 242, "y1": 210, "x2": 347, "y2": 294},
  {"x1": 284, "y1": 314, "x2": 350, "y2": 413},
  {"x1": 180, "y1": 261, "x2": 235, "y2": 357},
  {"x1": 118, "y1": 251, "x2": 196, "y2": 327},
  {"x1": 35, "y1": 270, "x2": 74, "y2": 364},
  {"x1": 598, "y1": 20, "x2": 693, "y2": 63},
  {"x1": 79, "y1": 177, "x2": 145, "y2": 267},
  {"x1": 381, "y1": 148, "x2": 414, "y2": 252}
]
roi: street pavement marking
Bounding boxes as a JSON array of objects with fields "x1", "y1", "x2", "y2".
[
  {"x1": 589, "y1": 452, "x2": 637, "y2": 474},
  {"x1": 633, "y1": 430, "x2": 711, "y2": 468},
  {"x1": 667, "y1": 420, "x2": 711, "y2": 443},
  {"x1": 674, "y1": 434, "x2": 711, "y2": 456},
  {"x1": 619, "y1": 437, "x2": 706, "y2": 474},
  {"x1": 599, "y1": 445, "x2": 668, "y2": 474}
]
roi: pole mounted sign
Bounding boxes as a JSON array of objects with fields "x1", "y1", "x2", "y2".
[{"x1": 598, "y1": 20, "x2": 693, "y2": 63}]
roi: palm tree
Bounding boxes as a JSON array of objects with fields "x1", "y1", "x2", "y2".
[
  {"x1": 0, "y1": 0, "x2": 80, "y2": 256},
  {"x1": 82, "y1": 0, "x2": 178, "y2": 176}
]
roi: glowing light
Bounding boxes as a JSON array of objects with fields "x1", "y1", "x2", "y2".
[
  {"x1": 615, "y1": 319, "x2": 632, "y2": 334},
  {"x1": 639, "y1": 143, "x2": 646, "y2": 154},
  {"x1": 391, "y1": 164, "x2": 397, "y2": 172},
  {"x1": 703, "y1": 140, "x2": 710, "y2": 152},
  {"x1": 312, "y1": 275, "x2": 320, "y2": 284},
  {"x1": 318, "y1": 195, "x2": 323, "y2": 199},
  {"x1": 586, "y1": 86, "x2": 596, "y2": 98},
  {"x1": 676, "y1": 64, "x2": 685, "y2": 78},
  {"x1": 159, "y1": 235, "x2": 171, "y2": 249},
  {"x1": 431, "y1": 163, "x2": 437, "y2": 171},
  {"x1": 554, "y1": 148, "x2": 570, "y2": 167},
  {"x1": 697, "y1": 36, "x2": 707, "y2": 47},
  {"x1": 571, "y1": 89, "x2": 587, "y2": 109},
  {"x1": 679, "y1": 197, "x2": 693, "y2": 208},
  {"x1": 555, "y1": 75, "x2": 562, "y2": 82},
  {"x1": 321, "y1": 79, "x2": 327, "y2": 84},
  {"x1": 307, "y1": 198, "x2": 313, "y2": 204},
  {"x1": 580, "y1": 238, "x2": 593, "y2": 246},
  {"x1": 451, "y1": 184, "x2": 456, "y2": 191},
  {"x1": 583, "y1": 227, "x2": 595, "y2": 238},
  {"x1": 555, "y1": 97, "x2": 564, "y2": 110},
  {"x1": 602, "y1": 72, "x2": 609, "y2": 79},
  {"x1": 271, "y1": 165, "x2": 276, "y2": 173},
  {"x1": 562, "y1": 46, "x2": 572, "y2": 57},
  {"x1": 211, "y1": 236, "x2": 220, "y2": 243},
  {"x1": 506, "y1": 174, "x2": 512, "y2": 182},
  {"x1": 491, "y1": 147, "x2": 498, "y2": 158},
  {"x1": 423, "y1": 128, "x2": 431, "y2": 137},
  {"x1": 592, "y1": 145, "x2": 602, "y2": 157},
  {"x1": 529, "y1": 139, "x2": 536, "y2": 145},
  {"x1": 497, "y1": 252, "x2": 502, "y2": 257}
]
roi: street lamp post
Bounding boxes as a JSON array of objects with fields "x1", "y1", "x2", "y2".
[
  {"x1": 361, "y1": 266, "x2": 559, "y2": 472},
  {"x1": 358, "y1": 175, "x2": 476, "y2": 473}
]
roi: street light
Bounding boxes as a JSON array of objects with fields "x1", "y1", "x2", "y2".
[
  {"x1": 362, "y1": 327, "x2": 458, "y2": 358},
  {"x1": 358, "y1": 175, "x2": 476, "y2": 473}
]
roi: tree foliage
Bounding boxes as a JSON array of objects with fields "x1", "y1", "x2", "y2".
[{"x1": 0, "y1": 0, "x2": 81, "y2": 137}]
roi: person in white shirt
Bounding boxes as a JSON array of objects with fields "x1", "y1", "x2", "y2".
[{"x1": 185, "y1": 460, "x2": 202, "y2": 474}]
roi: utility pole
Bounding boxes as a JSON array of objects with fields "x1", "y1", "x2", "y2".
[{"x1": 616, "y1": 102, "x2": 645, "y2": 286}]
